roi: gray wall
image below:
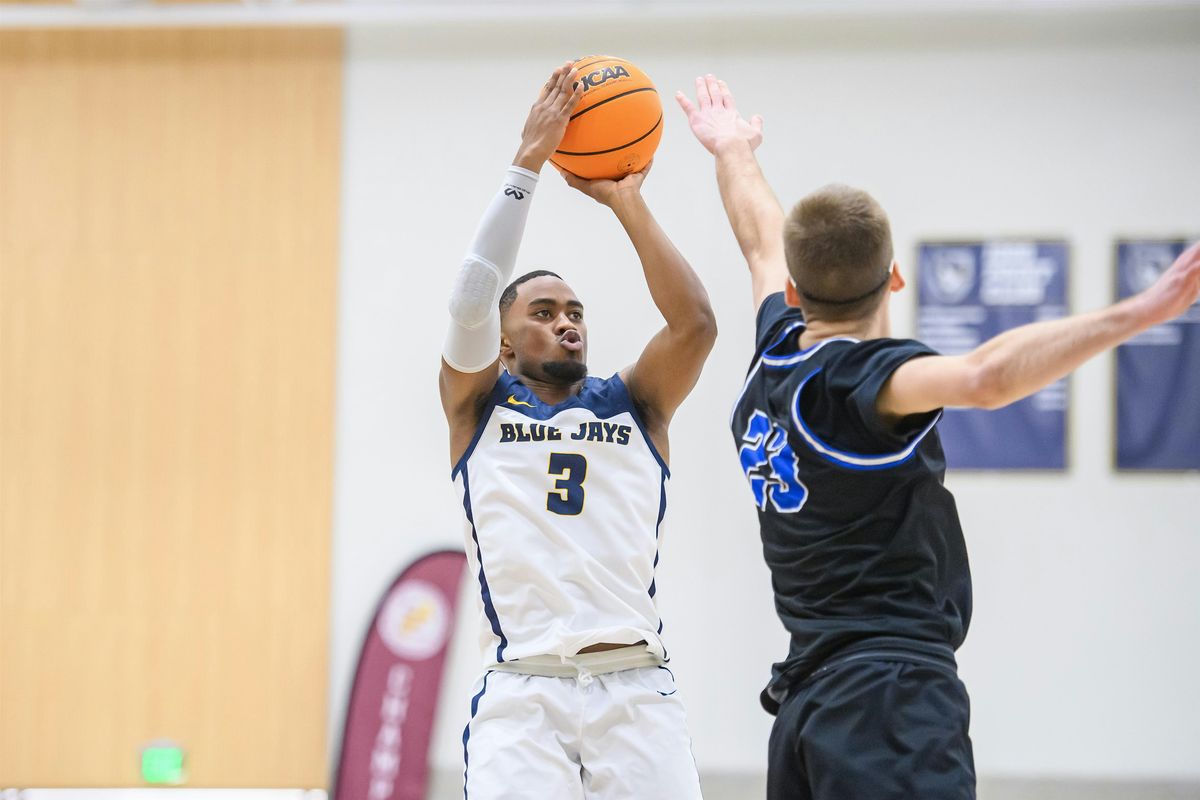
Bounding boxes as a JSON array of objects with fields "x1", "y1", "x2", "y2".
[{"x1": 331, "y1": 5, "x2": 1200, "y2": 787}]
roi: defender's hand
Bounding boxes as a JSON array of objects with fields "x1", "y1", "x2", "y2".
[
  {"x1": 554, "y1": 161, "x2": 651, "y2": 209},
  {"x1": 1140, "y1": 240, "x2": 1200, "y2": 325},
  {"x1": 514, "y1": 62, "x2": 582, "y2": 173},
  {"x1": 675, "y1": 74, "x2": 763, "y2": 155}
]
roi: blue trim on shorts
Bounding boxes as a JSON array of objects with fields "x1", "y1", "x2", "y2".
[
  {"x1": 461, "y1": 670, "x2": 493, "y2": 800},
  {"x1": 656, "y1": 665, "x2": 678, "y2": 696}
]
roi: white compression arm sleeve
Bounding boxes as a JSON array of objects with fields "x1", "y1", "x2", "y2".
[{"x1": 443, "y1": 165, "x2": 540, "y2": 373}]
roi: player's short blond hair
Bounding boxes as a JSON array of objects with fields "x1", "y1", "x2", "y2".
[{"x1": 784, "y1": 184, "x2": 893, "y2": 321}]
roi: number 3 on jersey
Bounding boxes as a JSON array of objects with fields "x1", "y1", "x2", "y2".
[
  {"x1": 547, "y1": 453, "x2": 587, "y2": 515},
  {"x1": 739, "y1": 410, "x2": 808, "y2": 513}
]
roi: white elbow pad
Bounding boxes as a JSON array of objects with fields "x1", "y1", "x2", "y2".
[
  {"x1": 443, "y1": 311, "x2": 501, "y2": 374},
  {"x1": 448, "y1": 255, "x2": 503, "y2": 329},
  {"x1": 444, "y1": 256, "x2": 503, "y2": 373}
]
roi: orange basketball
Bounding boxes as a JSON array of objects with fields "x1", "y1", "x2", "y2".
[{"x1": 552, "y1": 55, "x2": 663, "y2": 180}]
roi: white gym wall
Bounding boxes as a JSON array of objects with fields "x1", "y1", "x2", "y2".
[{"x1": 330, "y1": 5, "x2": 1200, "y2": 793}]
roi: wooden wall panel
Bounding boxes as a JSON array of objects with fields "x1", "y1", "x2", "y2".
[{"x1": 0, "y1": 29, "x2": 342, "y2": 786}]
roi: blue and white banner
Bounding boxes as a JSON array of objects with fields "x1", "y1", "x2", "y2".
[
  {"x1": 917, "y1": 241, "x2": 1069, "y2": 470},
  {"x1": 1115, "y1": 239, "x2": 1200, "y2": 470}
]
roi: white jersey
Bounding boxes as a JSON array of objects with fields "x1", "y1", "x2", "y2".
[{"x1": 452, "y1": 371, "x2": 670, "y2": 667}]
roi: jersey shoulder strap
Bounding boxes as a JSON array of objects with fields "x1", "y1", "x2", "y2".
[
  {"x1": 450, "y1": 372, "x2": 517, "y2": 478},
  {"x1": 751, "y1": 292, "x2": 805, "y2": 369}
]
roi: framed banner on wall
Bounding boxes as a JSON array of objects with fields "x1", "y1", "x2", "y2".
[
  {"x1": 1114, "y1": 238, "x2": 1200, "y2": 471},
  {"x1": 917, "y1": 240, "x2": 1070, "y2": 470}
]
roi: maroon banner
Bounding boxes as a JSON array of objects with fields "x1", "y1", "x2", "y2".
[{"x1": 334, "y1": 549, "x2": 469, "y2": 800}]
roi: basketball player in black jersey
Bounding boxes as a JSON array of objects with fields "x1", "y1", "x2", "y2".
[{"x1": 677, "y1": 74, "x2": 1200, "y2": 800}]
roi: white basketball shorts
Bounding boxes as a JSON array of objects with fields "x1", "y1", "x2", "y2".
[{"x1": 461, "y1": 654, "x2": 703, "y2": 799}]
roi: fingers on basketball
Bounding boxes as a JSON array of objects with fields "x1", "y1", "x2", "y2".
[
  {"x1": 552, "y1": 56, "x2": 663, "y2": 180},
  {"x1": 559, "y1": 73, "x2": 582, "y2": 115},
  {"x1": 539, "y1": 63, "x2": 567, "y2": 102}
]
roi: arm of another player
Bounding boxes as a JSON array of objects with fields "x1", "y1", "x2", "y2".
[
  {"x1": 439, "y1": 62, "x2": 580, "y2": 430},
  {"x1": 557, "y1": 165, "x2": 718, "y2": 447},
  {"x1": 676, "y1": 74, "x2": 789, "y2": 313},
  {"x1": 877, "y1": 241, "x2": 1200, "y2": 422}
]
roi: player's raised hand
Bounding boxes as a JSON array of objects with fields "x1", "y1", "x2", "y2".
[
  {"x1": 675, "y1": 74, "x2": 764, "y2": 155},
  {"x1": 1138, "y1": 240, "x2": 1200, "y2": 325},
  {"x1": 515, "y1": 62, "x2": 582, "y2": 172},
  {"x1": 553, "y1": 160, "x2": 652, "y2": 209}
]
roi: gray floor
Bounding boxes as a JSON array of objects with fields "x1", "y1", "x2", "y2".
[
  {"x1": 976, "y1": 779, "x2": 1200, "y2": 800},
  {"x1": 433, "y1": 769, "x2": 1200, "y2": 799}
]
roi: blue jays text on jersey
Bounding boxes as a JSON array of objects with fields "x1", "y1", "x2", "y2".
[
  {"x1": 452, "y1": 372, "x2": 671, "y2": 667},
  {"x1": 497, "y1": 421, "x2": 633, "y2": 445}
]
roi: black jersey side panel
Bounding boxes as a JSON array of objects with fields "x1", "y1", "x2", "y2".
[{"x1": 732, "y1": 325, "x2": 972, "y2": 712}]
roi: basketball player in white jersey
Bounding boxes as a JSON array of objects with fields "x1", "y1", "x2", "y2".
[{"x1": 439, "y1": 63, "x2": 715, "y2": 799}]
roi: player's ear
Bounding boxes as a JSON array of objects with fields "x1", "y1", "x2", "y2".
[
  {"x1": 784, "y1": 279, "x2": 802, "y2": 308},
  {"x1": 499, "y1": 333, "x2": 514, "y2": 360},
  {"x1": 889, "y1": 261, "x2": 906, "y2": 293}
]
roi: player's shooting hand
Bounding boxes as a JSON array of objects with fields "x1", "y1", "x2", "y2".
[
  {"x1": 675, "y1": 74, "x2": 763, "y2": 155},
  {"x1": 1140, "y1": 240, "x2": 1200, "y2": 324},
  {"x1": 553, "y1": 161, "x2": 651, "y2": 210},
  {"x1": 515, "y1": 62, "x2": 582, "y2": 173}
]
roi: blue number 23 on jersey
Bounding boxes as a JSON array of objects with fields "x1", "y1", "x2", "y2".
[{"x1": 739, "y1": 410, "x2": 808, "y2": 513}]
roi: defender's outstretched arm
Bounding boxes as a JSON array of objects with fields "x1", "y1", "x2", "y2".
[
  {"x1": 677, "y1": 74, "x2": 789, "y2": 312},
  {"x1": 878, "y1": 241, "x2": 1200, "y2": 420}
]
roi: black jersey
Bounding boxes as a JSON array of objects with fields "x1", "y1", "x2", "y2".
[{"x1": 732, "y1": 293, "x2": 972, "y2": 713}]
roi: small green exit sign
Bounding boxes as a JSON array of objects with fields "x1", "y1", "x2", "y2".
[{"x1": 141, "y1": 742, "x2": 186, "y2": 785}]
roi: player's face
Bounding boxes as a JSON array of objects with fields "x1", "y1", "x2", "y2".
[{"x1": 501, "y1": 276, "x2": 588, "y2": 386}]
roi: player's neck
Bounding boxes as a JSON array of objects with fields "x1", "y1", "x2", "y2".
[
  {"x1": 519, "y1": 374, "x2": 586, "y2": 406},
  {"x1": 799, "y1": 313, "x2": 890, "y2": 349}
]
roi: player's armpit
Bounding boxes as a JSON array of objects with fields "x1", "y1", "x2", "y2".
[
  {"x1": 439, "y1": 358, "x2": 501, "y2": 421},
  {"x1": 876, "y1": 354, "x2": 994, "y2": 422}
]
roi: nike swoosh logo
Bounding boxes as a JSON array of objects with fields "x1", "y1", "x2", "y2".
[{"x1": 506, "y1": 395, "x2": 534, "y2": 407}]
